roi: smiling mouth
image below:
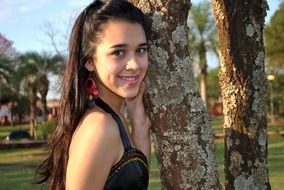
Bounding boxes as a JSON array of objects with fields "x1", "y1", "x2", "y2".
[{"x1": 119, "y1": 75, "x2": 140, "y2": 84}]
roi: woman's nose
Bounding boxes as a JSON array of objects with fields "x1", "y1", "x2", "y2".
[{"x1": 126, "y1": 55, "x2": 139, "y2": 70}]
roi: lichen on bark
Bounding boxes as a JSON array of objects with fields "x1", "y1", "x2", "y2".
[{"x1": 212, "y1": 0, "x2": 271, "y2": 189}]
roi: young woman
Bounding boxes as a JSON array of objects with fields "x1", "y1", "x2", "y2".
[{"x1": 37, "y1": 0, "x2": 151, "y2": 189}]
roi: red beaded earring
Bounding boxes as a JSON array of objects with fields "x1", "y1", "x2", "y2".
[{"x1": 84, "y1": 73, "x2": 99, "y2": 108}]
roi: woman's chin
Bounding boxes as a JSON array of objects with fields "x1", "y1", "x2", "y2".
[
  {"x1": 124, "y1": 93, "x2": 138, "y2": 99},
  {"x1": 122, "y1": 90, "x2": 139, "y2": 99}
]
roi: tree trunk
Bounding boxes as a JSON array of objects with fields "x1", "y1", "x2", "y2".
[
  {"x1": 212, "y1": 0, "x2": 270, "y2": 189},
  {"x1": 39, "y1": 76, "x2": 49, "y2": 121},
  {"x1": 41, "y1": 92, "x2": 48, "y2": 121},
  {"x1": 29, "y1": 85, "x2": 37, "y2": 139},
  {"x1": 131, "y1": 1, "x2": 220, "y2": 189},
  {"x1": 10, "y1": 102, "x2": 14, "y2": 127}
]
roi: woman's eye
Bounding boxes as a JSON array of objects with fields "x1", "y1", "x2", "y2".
[
  {"x1": 112, "y1": 50, "x2": 124, "y2": 57},
  {"x1": 136, "y1": 48, "x2": 147, "y2": 54}
]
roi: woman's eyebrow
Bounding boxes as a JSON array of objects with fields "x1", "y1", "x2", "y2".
[
  {"x1": 138, "y1": 43, "x2": 148, "y2": 47},
  {"x1": 110, "y1": 44, "x2": 127, "y2": 49},
  {"x1": 110, "y1": 42, "x2": 148, "y2": 49}
]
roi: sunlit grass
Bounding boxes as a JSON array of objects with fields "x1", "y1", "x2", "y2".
[
  {"x1": 0, "y1": 117, "x2": 283, "y2": 189},
  {"x1": 0, "y1": 147, "x2": 47, "y2": 190},
  {"x1": 268, "y1": 137, "x2": 284, "y2": 190}
]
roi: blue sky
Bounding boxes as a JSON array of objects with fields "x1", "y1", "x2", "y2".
[
  {"x1": 0, "y1": 0, "x2": 282, "y2": 54},
  {"x1": 0, "y1": 0, "x2": 282, "y2": 99},
  {"x1": 0, "y1": 0, "x2": 91, "y2": 54}
]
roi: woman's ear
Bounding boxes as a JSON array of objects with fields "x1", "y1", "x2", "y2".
[{"x1": 84, "y1": 61, "x2": 95, "y2": 71}]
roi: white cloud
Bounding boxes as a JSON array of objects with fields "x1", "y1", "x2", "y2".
[
  {"x1": 0, "y1": 0, "x2": 14, "y2": 22},
  {"x1": 0, "y1": 10, "x2": 11, "y2": 22},
  {"x1": 18, "y1": 0, "x2": 54, "y2": 13},
  {"x1": 0, "y1": 0, "x2": 55, "y2": 22}
]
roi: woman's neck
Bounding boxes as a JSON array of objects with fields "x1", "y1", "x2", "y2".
[{"x1": 98, "y1": 91, "x2": 125, "y2": 116}]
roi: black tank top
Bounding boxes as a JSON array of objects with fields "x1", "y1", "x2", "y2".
[{"x1": 96, "y1": 97, "x2": 149, "y2": 190}]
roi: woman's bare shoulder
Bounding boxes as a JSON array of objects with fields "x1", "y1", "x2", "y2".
[
  {"x1": 66, "y1": 110, "x2": 122, "y2": 189},
  {"x1": 70, "y1": 110, "x2": 120, "y2": 155}
]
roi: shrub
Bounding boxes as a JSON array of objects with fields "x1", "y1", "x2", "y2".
[{"x1": 39, "y1": 120, "x2": 56, "y2": 140}]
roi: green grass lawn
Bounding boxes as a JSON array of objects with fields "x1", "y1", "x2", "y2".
[
  {"x1": 0, "y1": 120, "x2": 55, "y2": 140},
  {"x1": 0, "y1": 148, "x2": 47, "y2": 190},
  {"x1": 211, "y1": 116, "x2": 284, "y2": 135},
  {"x1": 0, "y1": 118, "x2": 283, "y2": 189},
  {"x1": 0, "y1": 137, "x2": 283, "y2": 190}
]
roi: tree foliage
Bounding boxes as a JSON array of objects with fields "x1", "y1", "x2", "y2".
[
  {"x1": 0, "y1": 34, "x2": 17, "y2": 87},
  {"x1": 207, "y1": 68, "x2": 220, "y2": 99},
  {"x1": 0, "y1": 55, "x2": 14, "y2": 83},
  {"x1": 268, "y1": 73, "x2": 284, "y2": 116},
  {"x1": 0, "y1": 33, "x2": 18, "y2": 59},
  {"x1": 265, "y1": 2, "x2": 284, "y2": 70},
  {"x1": 13, "y1": 51, "x2": 64, "y2": 138},
  {"x1": 188, "y1": 1, "x2": 218, "y2": 105},
  {"x1": 18, "y1": 52, "x2": 64, "y2": 114},
  {"x1": 188, "y1": 1, "x2": 218, "y2": 58}
]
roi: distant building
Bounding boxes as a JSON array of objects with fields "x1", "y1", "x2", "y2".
[
  {"x1": 0, "y1": 99, "x2": 60, "y2": 125},
  {"x1": 208, "y1": 97, "x2": 223, "y2": 117},
  {"x1": 0, "y1": 104, "x2": 11, "y2": 125}
]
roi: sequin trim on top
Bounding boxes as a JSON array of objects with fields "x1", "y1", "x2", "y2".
[{"x1": 107, "y1": 148, "x2": 148, "y2": 180}]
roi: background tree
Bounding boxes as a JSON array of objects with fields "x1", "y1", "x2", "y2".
[
  {"x1": 0, "y1": 55, "x2": 13, "y2": 84},
  {"x1": 131, "y1": 0, "x2": 220, "y2": 189},
  {"x1": 267, "y1": 72, "x2": 284, "y2": 117},
  {"x1": 16, "y1": 57, "x2": 38, "y2": 138},
  {"x1": 41, "y1": 21, "x2": 68, "y2": 58},
  {"x1": 0, "y1": 33, "x2": 18, "y2": 59},
  {"x1": 206, "y1": 68, "x2": 222, "y2": 116},
  {"x1": 188, "y1": 1, "x2": 218, "y2": 106},
  {"x1": 264, "y1": 2, "x2": 284, "y2": 70},
  {"x1": 0, "y1": 33, "x2": 17, "y2": 102},
  {"x1": 264, "y1": 2, "x2": 284, "y2": 119},
  {"x1": 212, "y1": 0, "x2": 271, "y2": 189},
  {"x1": 207, "y1": 68, "x2": 221, "y2": 100},
  {"x1": 17, "y1": 52, "x2": 63, "y2": 138},
  {"x1": 0, "y1": 34, "x2": 18, "y2": 126},
  {"x1": 19, "y1": 52, "x2": 64, "y2": 121}
]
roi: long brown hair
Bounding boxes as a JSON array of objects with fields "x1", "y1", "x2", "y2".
[{"x1": 36, "y1": 0, "x2": 148, "y2": 189}]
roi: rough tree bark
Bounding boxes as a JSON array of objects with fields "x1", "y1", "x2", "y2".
[
  {"x1": 131, "y1": 0, "x2": 220, "y2": 189},
  {"x1": 212, "y1": 0, "x2": 271, "y2": 189}
]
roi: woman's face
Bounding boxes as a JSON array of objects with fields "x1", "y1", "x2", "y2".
[{"x1": 90, "y1": 20, "x2": 148, "y2": 99}]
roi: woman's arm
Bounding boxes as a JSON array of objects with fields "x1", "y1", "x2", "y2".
[
  {"x1": 131, "y1": 117, "x2": 151, "y2": 164},
  {"x1": 126, "y1": 82, "x2": 151, "y2": 163},
  {"x1": 66, "y1": 112, "x2": 122, "y2": 190}
]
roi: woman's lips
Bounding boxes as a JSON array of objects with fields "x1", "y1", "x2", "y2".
[{"x1": 119, "y1": 75, "x2": 140, "y2": 84}]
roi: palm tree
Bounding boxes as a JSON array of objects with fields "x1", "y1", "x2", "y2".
[
  {"x1": 17, "y1": 52, "x2": 64, "y2": 139},
  {"x1": 188, "y1": 1, "x2": 219, "y2": 106},
  {"x1": 15, "y1": 58, "x2": 38, "y2": 138},
  {"x1": 21, "y1": 52, "x2": 64, "y2": 115}
]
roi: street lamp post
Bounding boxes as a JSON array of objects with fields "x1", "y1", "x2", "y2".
[{"x1": 267, "y1": 74, "x2": 275, "y2": 123}]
